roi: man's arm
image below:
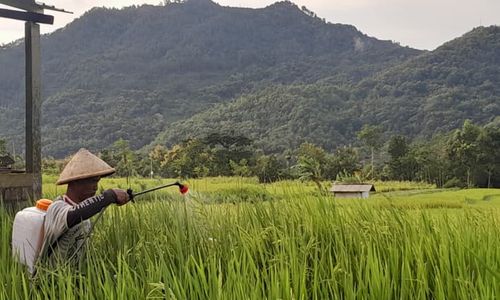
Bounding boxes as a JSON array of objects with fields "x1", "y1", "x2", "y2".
[{"x1": 66, "y1": 190, "x2": 117, "y2": 228}]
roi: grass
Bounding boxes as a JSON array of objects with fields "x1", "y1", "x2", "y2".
[{"x1": 1, "y1": 176, "x2": 499, "y2": 299}]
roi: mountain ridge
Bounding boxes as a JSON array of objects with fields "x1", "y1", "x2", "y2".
[
  {"x1": 149, "y1": 25, "x2": 500, "y2": 152},
  {"x1": 2, "y1": 2, "x2": 495, "y2": 158}
]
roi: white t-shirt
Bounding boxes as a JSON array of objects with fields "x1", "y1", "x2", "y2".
[{"x1": 39, "y1": 195, "x2": 91, "y2": 267}]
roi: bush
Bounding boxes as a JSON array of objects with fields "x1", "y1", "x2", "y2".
[
  {"x1": 253, "y1": 155, "x2": 286, "y2": 183},
  {"x1": 443, "y1": 177, "x2": 466, "y2": 188}
]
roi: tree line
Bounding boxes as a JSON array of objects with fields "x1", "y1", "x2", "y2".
[{"x1": 14, "y1": 120, "x2": 491, "y2": 188}]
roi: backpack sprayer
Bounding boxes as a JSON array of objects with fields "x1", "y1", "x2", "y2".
[
  {"x1": 12, "y1": 181, "x2": 188, "y2": 274},
  {"x1": 11, "y1": 199, "x2": 53, "y2": 274}
]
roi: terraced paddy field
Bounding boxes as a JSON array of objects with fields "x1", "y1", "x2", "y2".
[{"x1": 2, "y1": 177, "x2": 499, "y2": 299}]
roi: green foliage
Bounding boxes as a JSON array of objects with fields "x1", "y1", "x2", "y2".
[
  {"x1": 202, "y1": 185, "x2": 273, "y2": 203},
  {"x1": 294, "y1": 156, "x2": 323, "y2": 188},
  {"x1": 447, "y1": 120, "x2": 482, "y2": 187},
  {"x1": 360, "y1": 26, "x2": 500, "y2": 137},
  {"x1": 253, "y1": 155, "x2": 285, "y2": 183},
  {"x1": 36, "y1": 119, "x2": 498, "y2": 189},
  {"x1": 409, "y1": 136, "x2": 450, "y2": 187},
  {"x1": 153, "y1": 26, "x2": 500, "y2": 159},
  {"x1": 357, "y1": 124, "x2": 384, "y2": 179},
  {"x1": 478, "y1": 125, "x2": 500, "y2": 187},
  {"x1": 149, "y1": 144, "x2": 169, "y2": 177},
  {"x1": 160, "y1": 138, "x2": 212, "y2": 178},
  {"x1": 357, "y1": 124, "x2": 384, "y2": 151},
  {"x1": 386, "y1": 135, "x2": 416, "y2": 181},
  {"x1": 0, "y1": 138, "x2": 22, "y2": 169},
  {"x1": 295, "y1": 142, "x2": 329, "y2": 183},
  {"x1": 41, "y1": 157, "x2": 65, "y2": 176},
  {"x1": 443, "y1": 177, "x2": 466, "y2": 188},
  {"x1": 229, "y1": 159, "x2": 252, "y2": 177},
  {"x1": 335, "y1": 171, "x2": 363, "y2": 184},
  {"x1": 100, "y1": 139, "x2": 138, "y2": 178},
  {"x1": 446, "y1": 120, "x2": 500, "y2": 187},
  {"x1": 154, "y1": 133, "x2": 257, "y2": 179},
  {"x1": 330, "y1": 146, "x2": 360, "y2": 177},
  {"x1": 2, "y1": 6, "x2": 497, "y2": 161},
  {"x1": 0, "y1": 1, "x2": 419, "y2": 158},
  {"x1": 0, "y1": 1, "x2": 494, "y2": 186},
  {"x1": 202, "y1": 132, "x2": 255, "y2": 176},
  {"x1": 388, "y1": 135, "x2": 408, "y2": 159},
  {"x1": 153, "y1": 84, "x2": 361, "y2": 154},
  {"x1": 2, "y1": 179, "x2": 500, "y2": 298}
]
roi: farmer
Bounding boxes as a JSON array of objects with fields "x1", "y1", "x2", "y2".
[{"x1": 39, "y1": 148, "x2": 130, "y2": 268}]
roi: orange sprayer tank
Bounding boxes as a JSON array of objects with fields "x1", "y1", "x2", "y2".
[{"x1": 11, "y1": 199, "x2": 52, "y2": 274}]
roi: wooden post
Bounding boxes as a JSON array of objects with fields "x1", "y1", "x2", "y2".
[
  {"x1": 0, "y1": 3, "x2": 63, "y2": 205},
  {"x1": 25, "y1": 21, "x2": 42, "y2": 201}
]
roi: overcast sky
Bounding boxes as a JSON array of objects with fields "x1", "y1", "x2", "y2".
[{"x1": 1, "y1": 0, "x2": 499, "y2": 50}]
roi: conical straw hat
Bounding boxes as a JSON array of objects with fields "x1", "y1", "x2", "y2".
[{"x1": 56, "y1": 148, "x2": 115, "y2": 185}]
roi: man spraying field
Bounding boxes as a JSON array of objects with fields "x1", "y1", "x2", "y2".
[
  {"x1": 12, "y1": 147, "x2": 188, "y2": 274},
  {"x1": 38, "y1": 148, "x2": 130, "y2": 268}
]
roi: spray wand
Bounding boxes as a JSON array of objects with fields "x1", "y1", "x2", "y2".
[{"x1": 127, "y1": 181, "x2": 189, "y2": 201}]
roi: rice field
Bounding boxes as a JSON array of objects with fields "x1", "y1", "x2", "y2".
[{"x1": 1, "y1": 177, "x2": 500, "y2": 299}]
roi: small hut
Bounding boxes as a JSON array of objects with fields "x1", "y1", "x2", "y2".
[{"x1": 330, "y1": 184, "x2": 375, "y2": 199}]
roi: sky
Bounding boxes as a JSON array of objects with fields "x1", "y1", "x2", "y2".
[{"x1": 0, "y1": 0, "x2": 499, "y2": 50}]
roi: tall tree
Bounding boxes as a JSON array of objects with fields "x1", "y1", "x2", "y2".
[
  {"x1": 296, "y1": 142, "x2": 337, "y2": 179},
  {"x1": 357, "y1": 125, "x2": 384, "y2": 179},
  {"x1": 161, "y1": 138, "x2": 213, "y2": 178},
  {"x1": 253, "y1": 155, "x2": 284, "y2": 183},
  {"x1": 387, "y1": 135, "x2": 412, "y2": 180},
  {"x1": 477, "y1": 126, "x2": 500, "y2": 187},
  {"x1": 149, "y1": 145, "x2": 169, "y2": 177},
  {"x1": 203, "y1": 133, "x2": 254, "y2": 176},
  {"x1": 101, "y1": 139, "x2": 137, "y2": 181},
  {"x1": 294, "y1": 156, "x2": 323, "y2": 191},
  {"x1": 331, "y1": 146, "x2": 360, "y2": 178},
  {"x1": 447, "y1": 120, "x2": 482, "y2": 187}
]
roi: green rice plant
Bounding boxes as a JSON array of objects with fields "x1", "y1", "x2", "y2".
[
  {"x1": 371, "y1": 180, "x2": 436, "y2": 192},
  {"x1": 199, "y1": 186, "x2": 274, "y2": 204},
  {"x1": 1, "y1": 178, "x2": 499, "y2": 299}
]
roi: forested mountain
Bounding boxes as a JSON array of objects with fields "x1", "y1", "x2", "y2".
[
  {"x1": 359, "y1": 26, "x2": 500, "y2": 137},
  {"x1": 0, "y1": 0, "x2": 419, "y2": 157},
  {"x1": 152, "y1": 25, "x2": 500, "y2": 152},
  {"x1": 0, "y1": 0, "x2": 497, "y2": 158},
  {"x1": 151, "y1": 84, "x2": 361, "y2": 153}
]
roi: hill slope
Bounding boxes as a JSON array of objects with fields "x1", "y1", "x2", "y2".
[
  {"x1": 151, "y1": 26, "x2": 500, "y2": 152},
  {"x1": 0, "y1": 0, "x2": 420, "y2": 157},
  {"x1": 359, "y1": 26, "x2": 500, "y2": 136}
]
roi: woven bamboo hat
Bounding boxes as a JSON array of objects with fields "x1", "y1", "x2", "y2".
[{"x1": 56, "y1": 148, "x2": 115, "y2": 185}]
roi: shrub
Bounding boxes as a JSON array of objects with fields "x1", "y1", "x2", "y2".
[{"x1": 443, "y1": 177, "x2": 466, "y2": 188}]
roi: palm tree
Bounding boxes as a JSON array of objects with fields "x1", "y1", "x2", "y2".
[{"x1": 294, "y1": 156, "x2": 323, "y2": 192}]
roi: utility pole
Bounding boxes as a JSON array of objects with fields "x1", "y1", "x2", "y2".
[{"x1": 0, "y1": 0, "x2": 71, "y2": 203}]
